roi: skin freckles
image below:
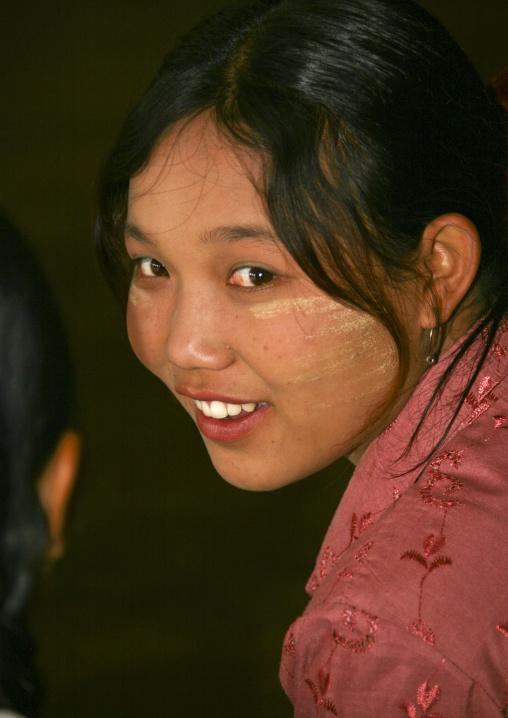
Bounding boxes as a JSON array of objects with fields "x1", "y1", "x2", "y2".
[
  {"x1": 125, "y1": 115, "x2": 423, "y2": 491},
  {"x1": 248, "y1": 296, "x2": 340, "y2": 320}
]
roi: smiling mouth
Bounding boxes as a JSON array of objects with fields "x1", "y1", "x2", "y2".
[{"x1": 194, "y1": 399, "x2": 266, "y2": 419}]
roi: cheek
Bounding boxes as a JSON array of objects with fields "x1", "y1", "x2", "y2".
[
  {"x1": 254, "y1": 301, "x2": 397, "y2": 396},
  {"x1": 309, "y1": 313, "x2": 397, "y2": 392},
  {"x1": 126, "y1": 288, "x2": 167, "y2": 371}
]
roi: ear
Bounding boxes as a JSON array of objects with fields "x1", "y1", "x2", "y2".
[
  {"x1": 419, "y1": 214, "x2": 481, "y2": 328},
  {"x1": 37, "y1": 431, "x2": 81, "y2": 560}
]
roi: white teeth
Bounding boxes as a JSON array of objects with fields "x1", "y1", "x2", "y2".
[
  {"x1": 241, "y1": 403, "x2": 257, "y2": 413},
  {"x1": 195, "y1": 399, "x2": 258, "y2": 418},
  {"x1": 210, "y1": 401, "x2": 228, "y2": 419},
  {"x1": 226, "y1": 403, "x2": 242, "y2": 416}
]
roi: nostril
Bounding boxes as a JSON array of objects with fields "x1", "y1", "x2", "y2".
[{"x1": 165, "y1": 334, "x2": 235, "y2": 371}]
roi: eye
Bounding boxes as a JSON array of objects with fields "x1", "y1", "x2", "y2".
[
  {"x1": 229, "y1": 266, "x2": 276, "y2": 288},
  {"x1": 133, "y1": 257, "x2": 169, "y2": 279}
]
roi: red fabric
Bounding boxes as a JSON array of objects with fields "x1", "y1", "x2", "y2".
[{"x1": 280, "y1": 318, "x2": 508, "y2": 717}]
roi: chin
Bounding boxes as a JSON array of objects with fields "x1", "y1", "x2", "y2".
[{"x1": 208, "y1": 452, "x2": 321, "y2": 492}]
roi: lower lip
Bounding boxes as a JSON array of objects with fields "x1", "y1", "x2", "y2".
[{"x1": 195, "y1": 404, "x2": 270, "y2": 443}]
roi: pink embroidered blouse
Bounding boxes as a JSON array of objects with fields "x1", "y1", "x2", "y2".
[{"x1": 280, "y1": 319, "x2": 508, "y2": 717}]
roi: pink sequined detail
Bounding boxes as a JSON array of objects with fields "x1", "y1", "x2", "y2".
[
  {"x1": 464, "y1": 376, "x2": 498, "y2": 426},
  {"x1": 494, "y1": 415, "x2": 507, "y2": 430},
  {"x1": 400, "y1": 704, "x2": 418, "y2": 718},
  {"x1": 381, "y1": 416, "x2": 399, "y2": 436},
  {"x1": 319, "y1": 546, "x2": 338, "y2": 580},
  {"x1": 422, "y1": 534, "x2": 446, "y2": 557},
  {"x1": 283, "y1": 632, "x2": 296, "y2": 656},
  {"x1": 420, "y1": 452, "x2": 464, "y2": 509},
  {"x1": 399, "y1": 679, "x2": 445, "y2": 717},
  {"x1": 347, "y1": 512, "x2": 374, "y2": 548},
  {"x1": 354, "y1": 541, "x2": 373, "y2": 562},
  {"x1": 497, "y1": 623, "x2": 508, "y2": 638},
  {"x1": 331, "y1": 606, "x2": 378, "y2": 653},
  {"x1": 407, "y1": 620, "x2": 436, "y2": 646},
  {"x1": 417, "y1": 681, "x2": 441, "y2": 712}
]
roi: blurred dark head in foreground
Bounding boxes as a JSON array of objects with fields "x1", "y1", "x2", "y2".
[{"x1": 0, "y1": 214, "x2": 80, "y2": 717}]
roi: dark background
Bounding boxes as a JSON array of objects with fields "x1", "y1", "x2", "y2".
[{"x1": 0, "y1": 1, "x2": 506, "y2": 716}]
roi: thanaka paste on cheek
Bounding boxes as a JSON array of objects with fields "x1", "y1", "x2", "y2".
[
  {"x1": 127, "y1": 284, "x2": 170, "y2": 374},
  {"x1": 127, "y1": 284, "x2": 143, "y2": 308},
  {"x1": 285, "y1": 307, "x2": 397, "y2": 390},
  {"x1": 289, "y1": 341, "x2": 396, "y2": 389},
  {"x1": 250, "y1": 295, "x2": 390, "y2": 341},
  {"x1": 249, "y1": 295, "x2": 341, "y2": 320},
  {"x1": 249, "y1": 294, "x2": 398, "y2": 395}
]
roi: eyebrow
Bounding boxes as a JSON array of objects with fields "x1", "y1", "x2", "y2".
[{"x1": 124, "y1": 222, "x2": 279, "y2": 247}]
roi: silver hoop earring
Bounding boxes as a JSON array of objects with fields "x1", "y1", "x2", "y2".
[{"x1": 425, "y1": 327, "x2": 438, "y2": 366}]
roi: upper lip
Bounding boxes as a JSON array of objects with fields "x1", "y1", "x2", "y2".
[{"x1": 175, "y1": 386, "x2": 263, "y2": 405}]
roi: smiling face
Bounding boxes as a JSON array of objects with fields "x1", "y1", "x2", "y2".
[{"x1": 125, "y1": 116, "x2": 409, "y2": 490}]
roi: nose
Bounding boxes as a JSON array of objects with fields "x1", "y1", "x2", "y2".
[{"x1": 165, "y1": 287, "x2": 235, "y2": 372}]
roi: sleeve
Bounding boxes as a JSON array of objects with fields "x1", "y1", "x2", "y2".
[{"x1": 281, "y1": 607, "x2": 499, "y2": 718}]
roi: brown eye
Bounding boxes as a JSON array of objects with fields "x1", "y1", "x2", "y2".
[
  {"x1": 136, "y1": 257, "x2": 168, "y2": 278},
  {"x1": 230, "y1": 266, "x2": 275, "y2": 287}
]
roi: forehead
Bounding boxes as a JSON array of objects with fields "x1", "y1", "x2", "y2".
[{"x1": 128, "y1": 116, "x2": 266, "y2": 234}]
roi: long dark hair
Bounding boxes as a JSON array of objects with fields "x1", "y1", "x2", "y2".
[
  {"x1": 96, "y1": 0, "x2": 507, "y2": 443},
  {"x1": 0, "y1": 214, "x2": 75, "y2": 716}
]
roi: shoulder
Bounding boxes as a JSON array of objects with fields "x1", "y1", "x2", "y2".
[
  {"x1": 281, "y1": 604, "x2": 504, "y2": 717},
  {"x1": 281, "y1": 348, "x2": 508, "y2": 715},
  {"x1": 281, "y1": 429, "x2": 508, "y2": 716}
]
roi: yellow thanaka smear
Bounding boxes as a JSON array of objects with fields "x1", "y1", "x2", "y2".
[
  {"x1": 250, "y1": 295, "x2": 341, "y2": 320},
  {"x1": 250, "y1": 295, "x2": 382, "y2": 339},
  {"x1": 292, "y1": 344, "x2": 397, "y2": 393},
  {"x1": 128, "y1": 285, "x2": 143, "y2": 307},
  {"x1": 284, "y1": 303, "x2": 398, "y2": 391}
]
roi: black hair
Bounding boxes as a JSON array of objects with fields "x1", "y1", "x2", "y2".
[
  {"x1": 96, "y1": 0, "x2": 507, "y2": 445},
  {"x1": 0, "y1": 213, "x2": 75, "y2": 717}
]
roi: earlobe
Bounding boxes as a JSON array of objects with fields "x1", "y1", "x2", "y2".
[
  {"x1": 37, "y1": 431, "x2": 81, "y2": 560},
  {"x1": 419, "y1": 214, "x2": 481, "y2": 328}
]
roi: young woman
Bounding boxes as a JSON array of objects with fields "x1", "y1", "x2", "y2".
[{"x1": 96, "y1": 0, "x2": 508, "y2": 714}]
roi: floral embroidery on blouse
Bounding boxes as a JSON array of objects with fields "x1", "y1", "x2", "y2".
[
  {"x1": 399, "y1": 679, "x2": 446, "y2": 718},
  {"x1": 313, "y1": 537, "x2": 374, "y2": 590},
  {"x1": 420, "y1": 451, "x2": 464, "y2": 512},
  {"x1": 399, "y1": 448, "x2": 464, "y2": 646},
  {"x1": 283, "y1": 627, "x2": 297, "y2": 657},
  {"x1": 354, "y1": 541, "x2": 373, "y2": 562},
  {"x1": 347, "y1": 511, "x2": 373, "y2": 548},
  {"x1": 303, "y1": 608, "x2": 378, "y2": 715},
  {"x1": 314, "y1": 505, "x2": 391, "y2": 586},
  {"x1": 305, "y1": 667, "x2": 339, "y2": 716},
  {"x1": 281, "y1": 318, "x2": 508, "y2": 713},
  {"x1": 281, "y1": 620, "x2": 300, "y2": 680},
  {"x1": 331, "y1": 606, "x2": 378, "y2": 653},
  {"x1": 403, "y1": 368, "x2": 507, "y2": 655},
  {"x1": 322, "y1": 539, "x2": 375, "y2": 598},
  {"x1": 318, "y1": 546, "x2": 339, "y2": 581},
  {"x1": 401, "y1": 533, "x2": 452, "y2": 646},
  {"x1": 464, "y1": 375, "x2": 498, "y2": 426}
]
